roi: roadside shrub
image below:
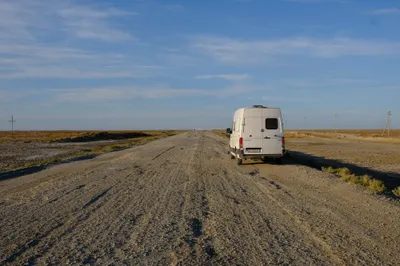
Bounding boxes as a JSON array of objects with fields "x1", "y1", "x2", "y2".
[
  {"x1": 322, "y1": 166, "x2": 337, "y2": 174},
  {"x1": 392, "y1": 187, "x2": 400, "y2": 197},
  {"x1": 320, "y1": 166, "x2": 387, "y2": 194},
  {"x1": 361, "y1": 175, "x2": 372, "y2": 186},
  {"x1": 337, "y1": 168, "x2": 351, "y2": 178},
  {"x1": 348, "y1": 174, "x2": 362, "y2": 185},
  {"x1": 368, "y1": 179, "x2": 386, "y2": 194}
]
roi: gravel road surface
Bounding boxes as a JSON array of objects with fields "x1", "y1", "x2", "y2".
[{"x1": 1, "y1": 131, "x2": 399, "y2": 265}]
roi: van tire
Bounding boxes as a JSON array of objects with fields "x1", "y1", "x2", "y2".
[
  {"x1": 236, "y1": 151, "x2": 243, "y2": 165},
  {"x1": 275, "y1": 158, "x2": 283, "y2": 165}
]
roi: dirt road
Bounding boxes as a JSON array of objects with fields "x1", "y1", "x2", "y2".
[{"x1": 1, "y1": 131, "x2": 399, "y2": 265}]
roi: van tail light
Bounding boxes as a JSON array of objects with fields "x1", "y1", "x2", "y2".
[
  {"x1": 282, "y1": 136, "x2": 285, "y2": 147},
  {"x1": 239, "y1": 137, "x2": 243, "y2": 148}
]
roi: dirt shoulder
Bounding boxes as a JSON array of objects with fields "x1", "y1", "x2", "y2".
[
  {"x1": 285, "y1": 137, "x2": 400, "y2": 194},
  {"x1": 1, "y1": 131, "x2": 399, "y2": 265},
  {"x1": 0, "y1": 131, "x2": 177, "y2": 173}
]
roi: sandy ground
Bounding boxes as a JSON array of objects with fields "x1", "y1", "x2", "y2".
[
  {"x1": 1, "y1": 131, "x2": 399, "y2": 265},
  {"x1": 0, "y1": 139, "x2": 155, "y2": 171},
  {"x1": 286, "y1": 137, "x2": 400, "y2": 175}
]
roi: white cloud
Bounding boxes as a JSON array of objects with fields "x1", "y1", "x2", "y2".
[
  {"x1": 283, "y1": 0, "x2": 350, "y2": 3},
  {"x1": 0, "y1": 89, "x2": 39, "y2": 102},
  {"x1": 58, "y1": 5, "x2": 136, "y2": 42},
  {"x1": 366, "y1": 8, "x2": 400, "y2": 15},
  {"x1": 0, "y1": 1, "x2": 144, "y2": 79},
  {"x1": 192, "y1": 36, "x2": 400, "y2": 63},
  {"x1": 162, "y1": 4, "x2": 185, "y2": 11},
  {"x1": 196, "y1": 74, "x2": 249, "y2": 81},
  {"x1": 0, "y1": 1, "x2": 135, "y2": 42},
  {"x1": 55, "y1": 84, "x2": 256, "y2": 102},
  {"x1": 262, "y1": 96, "x2": 316, "y2": 102},
  {"x1": 0, "y1": 43, "x2": 161, "y2": 79},
  {"x1": 331, "y1": 78, "x2": 372, "y2": 84}
]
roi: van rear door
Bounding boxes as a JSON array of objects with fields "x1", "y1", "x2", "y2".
[
  {"x1": 261, "y1": 112, "x2": 283, "y2": 155},
  {"x1": 243, "y1": 109, "x2": 263, "y2": 154}
]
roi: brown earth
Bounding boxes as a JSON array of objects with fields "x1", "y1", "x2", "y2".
[
  {"x1": 1, "y1": 131, "x2": 399, "y2": 265},
  {"x1": 286, "y1": 130, "x2": 400, "y2": 145},
  {"x1": 0, "y1": 131, "x2": 177, "y2": 172},
  {"x1": 286, "y1": 129, "x2": 400, "y2": 137},
  {"x1": 286, "y1": 137, "x2": 400, "y2": 174}
]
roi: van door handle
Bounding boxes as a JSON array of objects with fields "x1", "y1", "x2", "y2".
[{"x1": 264, "y1": 136, "x2": 270, "y2": 139}]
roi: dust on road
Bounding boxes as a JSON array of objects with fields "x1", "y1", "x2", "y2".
[{"x1": 1, "y1": 131, "x2": 399, "y2": 265}]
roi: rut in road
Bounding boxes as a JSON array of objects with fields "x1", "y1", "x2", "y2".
[{"x1": 0, "y1": 131, "x2": 399, "y2": 265}]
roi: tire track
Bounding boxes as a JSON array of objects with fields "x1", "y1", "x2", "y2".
[{"x1": 2, "y1": 131, "x2": 399, "y2": 265}]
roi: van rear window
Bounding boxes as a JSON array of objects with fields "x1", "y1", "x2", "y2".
[{"x1": 265, "y1": 118, "x2": 278, "y2": 130}]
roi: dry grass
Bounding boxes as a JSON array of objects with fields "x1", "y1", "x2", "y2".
[
  {"x1": 286, "y1": 130, "x2": 400, "y2": 145},
  {"x1": 0, "y1": 130, "x2": 181, "y2": 143},
  {"x1": 392, "y1": 187, "x2": 400, "y2": 197},
  {"x1": 1, "y1": 131, "x2": 178, "y2": 172},
  {"x1": 322, "y1": 167, "x2": 387, "y2": 194},
  {"x1": 287, "y1": 129, "x2": 400, "y2": 138},
  {"x1": 368, "y1": 179, "x2": 386, "y2": 194},
  {"x1": 321, "y1": 166, "x2": 337, "y2": 174},
  {"x1": 361, "y1": 174, "x2": 372, "y2": 186},
  {"x1": 213, "y1": 131, "x2": 229, "y2": 138}
]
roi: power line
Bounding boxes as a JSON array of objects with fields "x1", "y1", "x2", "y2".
[{"x1": 9, "y1": 115, "x2": 16, "y2": 134}]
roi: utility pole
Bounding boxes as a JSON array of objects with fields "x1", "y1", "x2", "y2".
[
  {"x1": 382, "y1": 111, "x2": 392, "y2": 137},
  {"x1": 9, "y1": 115, "x2": 16, "y2": 134}
]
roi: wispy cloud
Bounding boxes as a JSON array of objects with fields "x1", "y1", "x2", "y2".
[
  {"x1": 0, "y1": 1, "x2": 135, "y2": 42},
  {"x1": 55, "y1": 85, "x2": 257, "y2": 102},
  {"x1": 0, "y1": 43, "x2": 161, "y2": 79},
  {"x1": 262, "y1": 96, "x2": 316, "y2": 102},
  {"x1": 366, "y1": 8, "x2": 400, "y2": 15},
  {"x1": 58, "y1": 5, "x2": 136, "y2": 41},
  {"x1": 162, "y1": 4, "x2": 185, "y2": 11},
  {"x1": 196, "y1": 74, "x2": 249, "y2": 81},
  {"x1": 0, "y1": 88, "x2": 39, "y2": 102},
  {"x1": 192, "y1": 36, "x2": 400, "y2": 63},
  {"x1": 0, "y1": 1, "x2": 151, "y2": 79},
  {"x1": 283, "y1": 0, "x2": 350, "y2": 3}
]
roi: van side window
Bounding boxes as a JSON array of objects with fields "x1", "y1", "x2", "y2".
[{"x1": 265, "y1": 118, "x2": 278, "y2": 130}]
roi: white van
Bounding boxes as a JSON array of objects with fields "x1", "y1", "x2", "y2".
[{"x1": 227, "y1": 105, "x2": 286, "y2": 165}]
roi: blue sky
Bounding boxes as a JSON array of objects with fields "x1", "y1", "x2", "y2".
[{"x1": 1, "y1": 0, "x2": 399, "y2": 130}]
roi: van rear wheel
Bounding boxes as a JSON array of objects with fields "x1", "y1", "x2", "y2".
[
  {"x1": 236, "y1": 151, "x2": 243, "y2": 165},
  {"x1": 275, "y1": 158, "x2": 283, "y2": 165}
]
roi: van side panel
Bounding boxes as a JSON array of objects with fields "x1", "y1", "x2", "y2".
[{"x1": 229, "y1": 108, "x2": 244, "y2": 152}]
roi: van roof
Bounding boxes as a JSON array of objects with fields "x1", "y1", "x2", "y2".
[{"x1": 246, "y1": 105, "x2": 280, "y2": 109}]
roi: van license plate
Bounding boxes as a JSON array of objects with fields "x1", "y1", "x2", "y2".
[{"x1": 246, "y1": 148, "x2": 261, "y2": 153}]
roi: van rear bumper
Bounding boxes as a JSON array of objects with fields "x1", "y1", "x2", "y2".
[
  {"x1": 230, "y1": 147, "x2": 286, "y2": 159},
  {"x1": 243, "y1": 154, "x2": 283, "y2": 159}
]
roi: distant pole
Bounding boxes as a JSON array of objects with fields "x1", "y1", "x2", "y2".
[
  {"x1": 334, "y1": 113, "x2": 338, "y2": 133},
  {"x1": 382, "y1": 111, "x2": 392, "y2": 137},
  {"x1": 9, "y1": 115, "x2": 16, "y2": 134}
]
